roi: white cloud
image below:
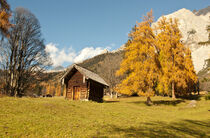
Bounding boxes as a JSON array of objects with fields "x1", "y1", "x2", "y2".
[
  {"x1": 45, "y1": 43, "x2": 76, "y2": 66},
  {"x1": 45, "y1": 43, "x2": 110, "y2": 67},
  {"x1": 45, "y1": 43, "x2": 58, "y2": 53},
  {"x1": 74, "y1": 47, "x2": 104, "y2": 63}
]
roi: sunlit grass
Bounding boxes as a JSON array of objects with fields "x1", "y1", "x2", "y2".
[{"x1": 0, "y1": 96, "x2": 209, "y2": 137}]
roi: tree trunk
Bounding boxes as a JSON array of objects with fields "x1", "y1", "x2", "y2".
[
  {"x1": 172, "y1": 81, "x2": 176, "y2": 99},
  {"x1": 146, "y1": 96, "x2": 153, "y2": 105},
  {"x1": 110, "y1": 91, "x2": 113, "y2": 99},
  {"x1": 14, "y1": 91, "x2": 17, "y2": 97},
  {"x1": 115, "y1": 92, "x2": 118, "y2": 98},
  {"x1": 197, "y1": 81, "x2": 200, "y2": 95}
]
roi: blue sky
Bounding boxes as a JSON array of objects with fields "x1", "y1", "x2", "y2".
[{"x1": 8, "y1": 0, "x2": 210, "y2": 67}]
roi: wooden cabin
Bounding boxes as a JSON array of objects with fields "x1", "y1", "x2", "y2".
[{"x1": 60, "y1": 64, "x2": 109, "y2": 102}]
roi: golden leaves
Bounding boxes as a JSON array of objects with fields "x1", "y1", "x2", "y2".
[
  {"x1": 156, "y1": 17, "x2": 197, "y2": 95},
  {"x1": 116, "y1": 10, "x2": 158, "y2": 97},
  {"x1": 116, "y1": 11, "x2": 197, "y2": 97}
]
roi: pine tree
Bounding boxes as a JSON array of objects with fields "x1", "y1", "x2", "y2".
[{"x1": 116, "y1": 10, "x2": 159, "y2": 104}]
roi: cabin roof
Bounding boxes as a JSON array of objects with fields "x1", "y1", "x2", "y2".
[{"x1": 61, "y1": 64, "x2": 109, "y2": 86}]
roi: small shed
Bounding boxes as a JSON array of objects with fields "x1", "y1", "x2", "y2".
[{"x1": 60, "y1": 64, "x2": 109, "y2": 102}]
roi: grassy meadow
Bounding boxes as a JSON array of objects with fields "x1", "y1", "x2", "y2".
[{"x1": 0, "y1": 96, "x2": 210, "y2": 137}]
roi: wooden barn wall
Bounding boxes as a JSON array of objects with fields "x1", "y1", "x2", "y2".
[
  {"x1": 89, "y1": 80, "x2": 104, "y2": 102},
  {"x1": 66, "y1": 71, "x2": 88, "y2": 100}
]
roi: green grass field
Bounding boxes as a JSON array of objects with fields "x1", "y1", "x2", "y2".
[{"x1": 0, "y1": 96, "x2": 210, "y2": 137}]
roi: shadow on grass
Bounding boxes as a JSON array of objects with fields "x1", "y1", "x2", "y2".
[
  {"x1": 92, "y1": 119, "x2": 210, "y2": 137},
  {"x1": 153, "y1": 100, "x2": 185, "y2": 106},
  {"x1": 128, "y1": 99, "x2": 185, "y2": 106},
  {"x1": 178, "y1": 95, "x2": 201, "y2": 101}
]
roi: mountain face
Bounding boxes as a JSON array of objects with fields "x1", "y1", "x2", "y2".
[{"x1": 153, "y1": 7, "x2": 210, "y2": 73}]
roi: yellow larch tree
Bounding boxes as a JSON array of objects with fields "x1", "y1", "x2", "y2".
[
  {"x1": 183, "y1": 47, "x2": 197, "y2": 94},
  {"x1": 116, "y1": 10, "x2": 159, "y2": 104},
  {"x1": 0, "y1": 0, "x2": 12, "y2": 37},
  {"x1": 155, "y1": 17, "x2": 197, "y2": 98}
]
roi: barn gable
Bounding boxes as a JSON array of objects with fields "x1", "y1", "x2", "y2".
[
  {"x1": 61, "y1": 64, "x2": 109, "y2": 86},
  {"x1": 61, "y1": 64, "x2": 108, "y2": 102}
]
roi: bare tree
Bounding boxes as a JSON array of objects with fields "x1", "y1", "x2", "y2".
[
  {"x1": 96, "y1": 52, "x2": 123, "y2": 98},
  {"x1": 1, "y1": 7, "x2": 51, "y2": 97}
]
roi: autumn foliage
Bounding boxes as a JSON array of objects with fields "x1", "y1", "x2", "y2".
[
  {"x1": 116, "y1": 10, "x2": 197, "y2": 102},
  {"x1": 0, "y1": 0, "x2": 12, "y2": 37},
  {"x1": 39, "y1": 82, "x2": 57, "y2": 96},
  {"x1": 116, "y1": 10, "x2": 159, "y2": 103},
  {"x1": 155, "y1": 17, "x2": 197, "y2": 98}
]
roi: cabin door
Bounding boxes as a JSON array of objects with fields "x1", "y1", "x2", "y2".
[{"x1": 73, "y1": 86, "x2": 80, "y2": 100}]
